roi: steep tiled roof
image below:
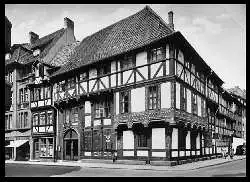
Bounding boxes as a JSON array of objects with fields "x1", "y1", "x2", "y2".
[
  {"x1": 31, "y1": 28, "x2": 65, "y2": 50},
  {"x1": 5, "y1": 45, "x2": 34, "y2": 66},
  {"x1": 51, "y1": 6, "x2": 174, "y2": 77},
  {"x1": 5, "y1": 28, "x2": 65, "y2": 67},
  {"x1": 49, "y1": 41, "x2": 80, "y2": 67}
]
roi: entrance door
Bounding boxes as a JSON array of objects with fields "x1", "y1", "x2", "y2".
[{"x1": 64, "y1": 129, "x2": 79, "y2": 160}]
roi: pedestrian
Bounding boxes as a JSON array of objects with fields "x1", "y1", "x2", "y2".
[{"x1": 230, "y1": 148, "x2": 234, "y2": 159}]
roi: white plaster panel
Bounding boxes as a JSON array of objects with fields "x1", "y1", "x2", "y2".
[
  {"x1": 197, "y1": 95, "x2": 201, "y2": 116},
  {"x1": 46, "y1": 99, "x2": 51, "y2": 105},
  {"x1": 165, "y1": 60, "x2": 169, "y2": 75},
  {"x1": 111, "y1": 61, "x2": 116, "y2": 73},
  {"x1": 39, "y1": 127, "x2": 45, "y2": 132},
  {"x1": 123, "y1": 70, "x2": 133, "y2": 84},
  {"x1": 31, "y1": 102, "x2": 36, "y2": 108},
  {"x1": 186, "y1": 151, "x2": 190, "y2": 156},
  {"x1": 186, "y1": 88, "x2": 191, "y2": 113},
  {"x1": 89, "y1": 68, "x2": 97, "y2": 79},
  {"x1": 178, "y1": 49, "x2": 184, "y2": 64},
  {"x1": 166, "y1": 44, "x2": 170, "y2": 59},
  {"x1": 152, "y1": 128, "x2": 165, "y2": 149},
  {"x1": 89, "y1": 80, "x2": 97, "y2": 92},
  {"x1": 186, "y1": 131, "x2": 191, "y2": 149},
  {"x1": 47, "y1": 126, "x2": 53, "y2": 132},
  {"x1": 137, "y1": 150, "x2": 148, "y2": 156},
  {"x1": 115, "y1": 92, "x2": 119, "y2": 115},
  {"x1": 80, "y1": 82, "x2": 87, "y2": 93},
  {"x1": 94, "y1": 120, "x2": 101, "y2": 126},
  {"x1": 85, "y1": 101, "x2": 91, "y2": 113},
  {"x1": 192, "y1": 151, "x2": 196, "y2": 155},
  {"x1": 85, "y1": 116, "x2": 91, "y2": 127},
  {"x1": 59, "y1": 92, "x2": 65, "y2": 99},
  {"x1": 33, "y1": 127, "x2": 37, "y2": 133},
  {"x1": 210, "y1": 148, "x2": 213, "y2": 154},
  {"x1": 111, "y1": 74, "x2": 116, "y2": 87},
  {"x1": 123, "y1": 151, "x2": 134, "y2": 156},
  {"x1": 84, "y1": 152, "x2": 91, "y2": 156},
  {"x1": 151, "y1": 62, "x2": 162, "y2": 78},
  {"x1": 152, "y1": 152, "x2": 166, "y2": 157},
  {"x1": 217, "y1": 147, "x2": 221, "y2": 153},
  {"x1": 103, "y1": 119, "x2": 111, "y2": 125},
  {"x1": 118, "y1": 72, "x2": 121, "y2": 86},
  {"x1": 206, "y1": 148, "x2": 209, "y2": 154},
  {"x1": 161, "y1": 82, "x2": 171, "y2": 109},
  {"x1": 68, "y1": 88, "x2": 74, "y2": 97},
  {"x1": 172, "y1": 151, "x2": 178, "y2": 157},
  {"x1": 137, "y1": 66, "x2": 148, "y2": 82},
  {"x1": 136, "y1": 51, "x2": 147, "y2": 67},
  {"x1": 179, "y1": 151, "x2": 185, "y2": 156},
  {"x1": 196, "y1": 132, "x2": 200, "y2": 149},
  {"x1": 123, "y1": 130, "x2": 134, "y2": 149},
  {"x1": 131, "y1": 87, "x2": 145, "y2": 112},
  {"x1": 172, "y1": 128, "x2": 178, "y2": 149},
  {"x1": 196, "y1": 151, "x2": 200, "y2": 155},
  {"x1": 176, "y1": 82, "x2": 180, "y2": 109},
  {"x1": 100, "y1": 76, "x2": 109, "y2": 90},
  {"x1": 38, "y1": 101, "x2": 44, "y2": 107}
]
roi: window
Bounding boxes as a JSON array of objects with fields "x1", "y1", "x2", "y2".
[
  {"x1": 73, "y1": 108, "x2": 79, "y2": 122},
  {"x1": 5, "y1": 116, "x2": 8, "y2": 130},
  {"x1": 44, "y1": 87, "x2": 51, "y2": 99},
  {"x1": 99, "y1": 63, "x2": 111, "y2": 76},
  {"x1": 40, "y1": 87, "x2": 44, "y2": 100},
  {"x1": 9, "y1": 115, "x2": 12, "y2": 129},
  {"x1": 38, "y1": 64, "x2": 44, "y2": 77},
  {"x1": 67, "y1": 78, "x2": 75, "y2": 89},
  {"x1": 181, "y1": 86, "x2": 187, "y2": 111},
  {"x1": 40, "y1": 113, "x2": 45, "y2": 125},
  {"x1": 179, "y1": 129, "x2": 186, "y2": 150},
  {"x1": 40, "y1": 138, "x2": 46, "y2": 157},
  {"x1": 192, "y1": 93, "x2": 197, "y2": 115},
  {"x1": 20, "y1": 89, "x2": 24, "y2": 103},
  {"x1": 137, "y1": 133, "x2": 147, "y2": 147},
  {"x1": 66, "y1": 109, "x2": 70, "y2": 123},
  {"x1": 58, "y1": 80, "x2": 66, "y2": 91},
  {"x1": 24, "y1": 88, "x2": 28, "y2": 102},
  {"x1": 47, "y1": 111, "x2": 53, "y2": 125},
  {"x1": 120, "y1": 55, "x2": 134, "y2": 70},
  {"x1": 24, "y1": 112, "x2": 28, "y2": 128},
  {"x1": 148, "y1": 86, "x2": 159, "y2": 110},
  {"x1": 120, "y1": 91, "x2": 130, "y2": 113},
  {"x1": 149, "y1": 47, "x2": 165, "y2": 63},
  {"x1": 79, "y1": 72, "x2": 88, "y2": 81},
  {"x1": 10, "y1": 91, "x2": 13, "y2": 105},
  {"x1": 95, "y1": 100, "x2": 110, "y2": 118},
  {"x1": 33, "y1": 114, "x2": 39, "y2": 126}
]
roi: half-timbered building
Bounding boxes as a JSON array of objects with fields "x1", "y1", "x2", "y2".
[
  {"x1": 49, "y1": 6, "x2": 246, "y2": 163},
  {"x1": 26, "y1": 17, "x2": 77, "y2": 160}
]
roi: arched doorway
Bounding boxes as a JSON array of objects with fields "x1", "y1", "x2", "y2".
[{"x1": 64, "y1": 129, "x2": 78, "y2": 160}]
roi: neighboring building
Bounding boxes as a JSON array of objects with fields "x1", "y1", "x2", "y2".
[
  {"x1": 49, "y1": 6, "x2": 245, "y2": 162},
  {"x1": 5, "y1": 17, "x2": 76, "y2": 161},
  {"x1": 5, "y1": 16, "x2": 12, "y2": 53},
  {"x1": 27, "y1": 17, "x2": 77, "y2": 161}
]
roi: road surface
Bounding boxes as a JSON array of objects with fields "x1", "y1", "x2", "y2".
[{"x1": 5, "y1": 158, "x2": 246, "y2": 177}]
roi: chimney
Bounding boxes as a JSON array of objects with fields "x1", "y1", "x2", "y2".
[
  {"x1": 168, "y1": 11, "x2": 174, "y2": 30},
  {"x1": 29, "y1": 31, "x2": 39, "y2": 44},
  {"x1": 64, "y1": 17, "x2": 74, "y2": 31}
]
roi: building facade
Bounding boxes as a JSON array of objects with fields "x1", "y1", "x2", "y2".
[{"x1": 5, "y1": 6, "x2": 246, "y2": 162}]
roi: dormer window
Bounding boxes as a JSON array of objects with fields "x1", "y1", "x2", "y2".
[{"x1": 33, "y1": 49, "x2": 40, "y2": 57}]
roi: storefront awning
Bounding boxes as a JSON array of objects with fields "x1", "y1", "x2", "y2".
[{"x1": 5, "y1": 140, "x2": 28, "y2": 148}]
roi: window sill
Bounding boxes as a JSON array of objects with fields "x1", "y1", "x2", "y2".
[{"x1": 136, "y1": 147, "x2": 150, "y2": 150}]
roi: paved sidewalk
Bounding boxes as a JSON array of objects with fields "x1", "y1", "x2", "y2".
[{"x1": 5, "y1": 155, "x2": 246, "y2": 171}]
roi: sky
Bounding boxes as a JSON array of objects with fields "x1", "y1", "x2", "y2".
[{"x1": 5, "y1": 4, "x2": 246, "y2": 90}]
